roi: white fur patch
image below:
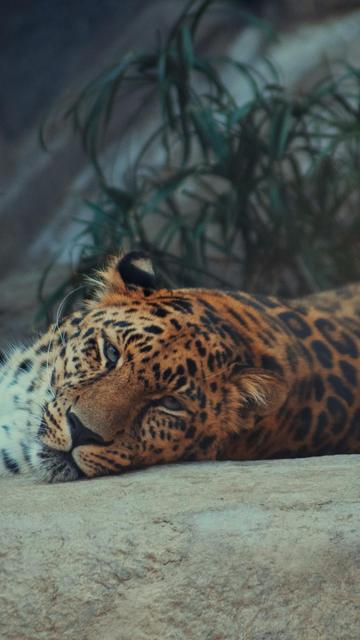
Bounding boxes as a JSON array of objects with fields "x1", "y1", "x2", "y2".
[{"x1": 0, "y1": 343, "x2": 52, "y2": 477}]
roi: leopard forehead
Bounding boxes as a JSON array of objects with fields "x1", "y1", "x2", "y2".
[
  {"x1": 54, "y1": 295, "x2": 244, "y2": 398},
  {"x1": 66, "y1": 292, "x2": 241, "y2": 358}
]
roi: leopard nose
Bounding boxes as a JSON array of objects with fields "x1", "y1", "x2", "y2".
[{"x1": 67, "y1": 410, "x2": 109, "y2": 448}]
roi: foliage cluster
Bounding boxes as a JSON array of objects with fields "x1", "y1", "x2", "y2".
[{"x1": 40, "y1": 0, "x2": 360, "y2": 317}]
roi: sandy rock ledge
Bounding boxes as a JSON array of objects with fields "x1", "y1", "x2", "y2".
[{"x1": 1, "y1": 456, "x2": 359, "y2": 640}]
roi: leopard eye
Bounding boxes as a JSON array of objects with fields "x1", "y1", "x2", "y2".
[
  {"x1": 159, "y1": 396, "x2": 185, "y2": 412},
  {"x1": 103, "y1": 339, "x2": 120, "y2": 365}
]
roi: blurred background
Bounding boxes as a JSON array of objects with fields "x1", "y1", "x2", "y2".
[{"x1": 1, "y1": 0, "x2": 360, "y2": 347}]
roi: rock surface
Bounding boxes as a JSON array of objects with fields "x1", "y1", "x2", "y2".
[{"x1": 1, "y1": 455, "x2": 359, "y2": 640}]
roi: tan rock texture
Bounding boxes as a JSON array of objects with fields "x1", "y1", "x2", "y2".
[{"x1": 1, "y1": 455, "x2": 359, "y2": 640}]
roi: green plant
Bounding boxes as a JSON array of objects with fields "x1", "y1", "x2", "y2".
[{"x1": 39, "y1": 0, "x2": 360, "y2": 319}]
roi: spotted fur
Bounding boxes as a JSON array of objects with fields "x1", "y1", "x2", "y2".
[
  {"x1": 0, "y1": 337, "x2": 57, "y2": 477},
  {"x1": 1, "y1": 252, "x2": 359, "y2": 482}
]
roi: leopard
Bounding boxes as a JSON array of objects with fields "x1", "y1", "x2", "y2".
[{"x1": 1, "y1": 251, "x2": 359, "y2": 482}]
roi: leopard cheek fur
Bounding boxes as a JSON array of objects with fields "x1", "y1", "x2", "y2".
[
  {"x1": 0, "y1": 311, "x2": 85, "y2": 481},
  {"x1": 0, "y1": 343, "x2": 52, "y2": 476}
]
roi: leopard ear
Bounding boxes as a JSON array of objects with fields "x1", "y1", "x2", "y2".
[
  {"x1": 117, "y1": 251, "x2": 156, "y2": 290},
  {"x1": 230, "y1": 365, "x2": 288, "y2": 417},
  {"x1": 89, "y1": 251, "x2": 157, "y2": 304}
]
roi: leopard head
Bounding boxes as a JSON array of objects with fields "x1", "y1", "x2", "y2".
[{"x1": 38, "y1": 252, "x2": 288, "y2": 481}]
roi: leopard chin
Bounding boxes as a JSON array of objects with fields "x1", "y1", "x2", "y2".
[{"x1": 35, "y1": 444, "x2": 83, "y2": 483}]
